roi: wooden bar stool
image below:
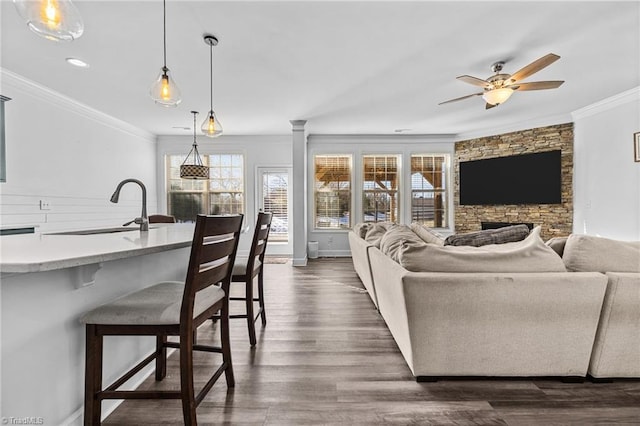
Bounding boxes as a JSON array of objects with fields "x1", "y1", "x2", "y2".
[
  {"x1": 226, "y1": 212, "x2": 272, "y2": 346},
  {"x1": 81, "y1": 214, "x2": 243, "y2": 425},
  {"x1": 149, "y1": 214, "x2": 177, "y2": 223}
]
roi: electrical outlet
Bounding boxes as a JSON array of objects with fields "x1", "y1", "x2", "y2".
[{"x1": 39, "y1": 199, "x2": 52, "y2": 210}]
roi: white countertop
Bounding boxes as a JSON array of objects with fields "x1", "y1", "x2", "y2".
[{"x1": 0, "y1": 223, "x2": 195, "y2": 273}]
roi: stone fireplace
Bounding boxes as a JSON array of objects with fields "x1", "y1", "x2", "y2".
[{"x1": 454, "y1": 123, "x2": 574, "y2": 240}]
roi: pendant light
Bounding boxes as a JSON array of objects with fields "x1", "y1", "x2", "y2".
[
  {"x1": 201, "y1": 35, "x2": 223, "y2": 137},
  {"x1": 13, "y1": 0, "x2": 84, "y2": 42},
  {"x1": 180, "y1": 111, "x2": 209, "y2": 180},
  {"x1": 149, "y1": 0, "x2": 181, "y2": 107}
]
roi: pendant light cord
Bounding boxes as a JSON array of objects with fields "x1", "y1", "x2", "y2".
[
  {"x1": 181, "y1": 111, "x2": 204, "y2": 168},
  {"x1": 163, "y1": 0, "x2": 167, "y2": 69},
  {"x1": 209, "y1": 43, "x2": 214, "y2": 111},
  {"x1": 193, "y1": 112, "x2": 198, "y2": 148}
]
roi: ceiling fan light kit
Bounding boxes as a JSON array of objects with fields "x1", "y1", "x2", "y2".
[
  {"x1": 483, "y1": 87, "x2": 514, "y2": 106},
  {"x1": 13, "y1": 0, "x2": 84, "y2": 42},
  {"x1": 439, "y1": 53, "x2": 564, "y2": 109}
]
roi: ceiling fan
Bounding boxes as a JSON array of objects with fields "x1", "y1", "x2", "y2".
[{"x1": 439, "y1": 53, "x2": 564, "y2": 109}]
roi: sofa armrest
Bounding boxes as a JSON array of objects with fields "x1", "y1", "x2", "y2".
[
  {"x1": 348, "y1": 231, "x2": 378, "y2": 308},
  {"x1": 589, "y1": 273, "x2": 640, "y2": 378}
]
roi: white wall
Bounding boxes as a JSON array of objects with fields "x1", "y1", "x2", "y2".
[
  {"x1": 0, "y1": 69, "x2": 158, "y2": 233},
  {"x1": 573, "y1": 87, "x2": 640, "y2": 240},
  {"x1": 156, "y1": 134, "x2": 292, "y2": 256},
  {"x1": 307, "y1": 134, "x2": 456, "y2": 257}
]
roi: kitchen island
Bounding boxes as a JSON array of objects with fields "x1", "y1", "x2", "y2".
[{"x1": 0, "y1": 223, "x2": 195, "y2": 425}]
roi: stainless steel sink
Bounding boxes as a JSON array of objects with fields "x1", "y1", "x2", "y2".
[{"x1": 48, "y1": 227, "x2": 150, "y2": 235}]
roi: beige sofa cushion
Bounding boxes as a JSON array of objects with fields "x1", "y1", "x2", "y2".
[
  {"x1": 399, "y1": 226, "x2": 567, "y2": 273},
  {"x1": 364, "y1": 222, "x2": 393, "y2": 247},
  {"x1": 410, "y1": 222, "x2": 445, "y2": 246},
  {"x1": 563, "y1": 234, "x2": 640, "y2": 272},
  {"x1": 380, "y1": 224, "x2": 426, "y2": 262}
]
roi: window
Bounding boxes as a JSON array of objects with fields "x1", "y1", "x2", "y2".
[
  {"x1": 167, "y1": 154, "x2": 244, "y2": 222},
  {"x1": 362, "y1": 155, "x2": 400, "y2": 223},
  {"x1": 411, "y1": 154, "x2": 448, "y2": 228},
  {"x1": 260, "y1": 169, "x2": 289, "y2": 242},
  {"x1": 314, "y1": 155, "x2": 351, "y2": 229}
]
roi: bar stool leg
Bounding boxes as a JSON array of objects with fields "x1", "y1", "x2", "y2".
[
  {"x1": 179, "y1": 332, "x2": 197, "y2": 425},
  {"x1": 221, "y1": 300, "x2": 235, "y2": 387},
  {"x1": 258, "y1": 271, "x2": 267, "y2": 326},
  {"x1": 84, "y1": 325, "x2": 103, "y2": 426},
  {"x1": 155, "y1": 334, "x2": 167, "y2": 381},
  {"x1": 245, "y1": 276, "x2": 257, "y2": 346}
]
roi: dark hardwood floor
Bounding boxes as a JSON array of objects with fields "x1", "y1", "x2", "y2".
[{"x1": 103, "y1": 258, "x2": 640, "y2": 425}]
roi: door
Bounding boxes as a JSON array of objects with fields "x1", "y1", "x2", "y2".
[{"x1": 257, "y1": 167, "x2": 292, "y2": 256}]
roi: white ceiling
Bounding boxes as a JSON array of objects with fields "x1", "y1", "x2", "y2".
[{"x1": 1, "y1": 1, "x2": 639, "y2": 137}]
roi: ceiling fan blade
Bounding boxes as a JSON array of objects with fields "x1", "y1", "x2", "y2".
[
  {"x1": 512, "y1": 81, "x2": 564, "y2": 91},
  {"x1": 438, "y1": 92, "x2": 483, "y2": 105},
  {"x1": 508, "y1": 53, "x2": 560, "y2": 83},
  {"x1": 456, "y1": 75, "x2": 490, "y2": 88},
  {"x1": 485, "y1": 103, "x2": 497, "y2": 110}
]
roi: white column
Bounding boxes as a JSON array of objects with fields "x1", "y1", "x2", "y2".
[{"x1": 290, "y1": 120, "x2": 308, "y2": 266}]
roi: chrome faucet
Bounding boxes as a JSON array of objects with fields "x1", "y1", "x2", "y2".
[{"x1": 110, "y1": 179, "x2": 149, "y2": 231}]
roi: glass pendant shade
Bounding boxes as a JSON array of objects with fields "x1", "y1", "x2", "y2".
[
  {"x1": 482, "y1": 87, "x2": 514, "y2": 106},
  {"x1": 13, "y1": 0, "x2": 84, "y2": 42},
  {"x1": 201, "y1": 110, "x2": 223, "y2": 137},
  {"x1": 150, "y1": 67, "x2": 181, "y2": 107},
  {"x1": 181, "y1": 111, "x2": 209, "y2": 180},
  {"x1": 150, "y1": 0, "x2": 181, "y2": 107},
  {"x1": 201, "y1": 35, "x2": 223, "y2": 137}
]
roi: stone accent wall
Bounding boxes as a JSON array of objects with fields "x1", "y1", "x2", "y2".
[{"x1": 454, "y1": 123, "x2": 573, "y2": 240}]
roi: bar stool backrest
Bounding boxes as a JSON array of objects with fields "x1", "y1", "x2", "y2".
[
  {"x1": 249, "y1": 212, "x2": 273, "y2": 271},
  {"x1": 180, "y1": 214, "x2": 244, "y2": 329}
]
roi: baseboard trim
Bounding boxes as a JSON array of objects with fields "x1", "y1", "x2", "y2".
[
  {"x1": 317, "y1": 249, "x2": 351, "y2": 257},
  {"x1": 292, "y1": 256, "x2": 308, "y2": 267}
]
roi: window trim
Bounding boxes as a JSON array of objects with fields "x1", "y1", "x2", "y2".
[
  {"x1": 312, "y1": 154, "x2": 353, "y2": 231},
  {"x1": 409, "y1": 153, "x2": 450, "y2": 229},
  {"x1": 361, "y1": 153, "x2": 402, "y2": 224},
  {"x1": 165, "y1": 153, "x2": 246, "y2": 220}
]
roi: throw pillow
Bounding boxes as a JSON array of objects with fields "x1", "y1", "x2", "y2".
[
  {"x1": 379, "y1": 224, "x2": 426, "y2": 262},
  {"x1": 353, "y1": 222, "x2": 373, "y2": 239},
  {"x1": 399, "y1": 226, "x2": 567, "y2": 273},
  {"x1": 410, "y1": 222, "x2": 445, "y2": 246},
  {"x1": 364, "y1": 222, "x2": 393, "y2": 248},
  {"x1": 563, "y1": 234, "x2": 640, "y2": 273},
  {"x1": 545, "y1": 236, "x2": 568, "y2": 257},
  {"x1": 444, "y1": 224, "x2": 530, "y2": 247}
]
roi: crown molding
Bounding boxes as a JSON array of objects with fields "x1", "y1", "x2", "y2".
[
  {"x1": 308, "y1": 133, "x2": 457, "y2": 144},
  {"x1": 0, "y1": 68, "x2": 156, "y2": 143},
  {"x1": 571, "y1": 86, "x2": 640, "y2": 120},
  {"x1": 290, "y1": 120, "x2": 308, "y2": 131},
  {"x1": 454, "y1": 113, "x2": 572, "y2": 142}
]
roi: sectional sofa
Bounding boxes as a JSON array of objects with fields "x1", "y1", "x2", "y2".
[{"x1": 348, "y1": 223, "x2": 639, "y2": 381}]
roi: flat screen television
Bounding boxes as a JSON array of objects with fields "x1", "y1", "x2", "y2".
[{"x1": 459, "y1": 150, "x2": 562, "y2": 205}]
